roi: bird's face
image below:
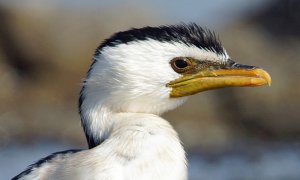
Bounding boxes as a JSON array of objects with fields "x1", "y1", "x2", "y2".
[
  {"x1": 86, "y1": 38, "x2": 270, "y2": 115},
  {"x1": 82, "y1": 24, "x2": 271, "y2": 115}
]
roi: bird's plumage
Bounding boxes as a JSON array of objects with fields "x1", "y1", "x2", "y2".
[
  {"x1": 14, "y1": 115, "x2": 186, "y2": 180},
  {"x1": 95, "y1": 23, "x2": 225, "y2": 55},
  {"x1": 13, "y1": 23, "x2": 270, "y2": 180},
  {"x1": 12, "y1": 150, "x2": 81, "y2": 180}
]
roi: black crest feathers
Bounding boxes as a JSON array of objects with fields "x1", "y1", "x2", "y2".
[{"x1": 95, "y1": 23, "x2": 224, "y2": 56}]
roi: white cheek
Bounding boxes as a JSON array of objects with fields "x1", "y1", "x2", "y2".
[
  {"x1": 102, "y1": 40, "x2": 183, "y2": 87},
  {"x1": 91, "y1": 40, "x2": 225, "y2": 114}
]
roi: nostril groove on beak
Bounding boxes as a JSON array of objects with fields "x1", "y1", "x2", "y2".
[
  {"x1": 227, "y1": 59, "x2": 236, "y2": 66},
  {"x1": 233, "y1": 64, "x2": 257, "y2": 69},
  {"x1": 227, "y1": 59, "x2": 257, "y2": 69}
]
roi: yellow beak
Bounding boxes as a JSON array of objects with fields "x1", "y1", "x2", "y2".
[{"x1": 167, "y1": 67, "x2": 271, "y2": 98}]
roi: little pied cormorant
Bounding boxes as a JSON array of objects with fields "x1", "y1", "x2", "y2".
[{"x1": 13, "y1": 24, "x2": 271, "y2": 180}]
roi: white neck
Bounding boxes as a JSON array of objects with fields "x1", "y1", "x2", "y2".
[
  {"x1": 80, "y1": 93, "x2": 185, "y2": 146},
  {"x1": 79, "y1": 101, "x2": 187, "y2": 179}
]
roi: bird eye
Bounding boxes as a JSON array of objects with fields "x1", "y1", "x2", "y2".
[
  {"x1": 175, "y1": 59, "x2": 188, "y2": 68},
  {"x1": 170, "y1": 57, "x2": 193, "y2": 74}
]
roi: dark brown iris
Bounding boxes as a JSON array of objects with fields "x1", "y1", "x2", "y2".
[{"x1": 170, "y1": 57, "x2": 196, "y2": 74}]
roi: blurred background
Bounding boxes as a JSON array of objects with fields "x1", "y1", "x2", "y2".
[{"x1": 0, "y1": 0, "x2": 300, "y2": 179}]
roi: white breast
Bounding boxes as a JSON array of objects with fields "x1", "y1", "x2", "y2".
[{"x1": 21, "y1": 114, "x2": 187, "y2": 180}]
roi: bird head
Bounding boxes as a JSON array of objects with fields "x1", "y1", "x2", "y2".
[
  {"x1": 80, "y1": 24, "x2": 271, "y2": 116},
  {"x1": 79, "y1": 24, "x2": 271, "y2": 148}
]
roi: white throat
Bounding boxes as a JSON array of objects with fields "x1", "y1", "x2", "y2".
[
  {"x1": 79, "y1": 87, "x2": 187, "y2": 147},
  {"x1": 79, "y1": 90, "x2": 187, "y2": 180}
]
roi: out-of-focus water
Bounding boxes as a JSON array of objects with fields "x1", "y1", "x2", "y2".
[
  {"x1": 2, "y1": 141, "x2": 300, "y2": 180},
  {"x1": 189, "y1": 145, "x2": 300, "y2": 180}
]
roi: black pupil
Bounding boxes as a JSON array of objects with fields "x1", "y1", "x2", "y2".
[{"x1": 175, "y1": 59, "x2": 188, "y2": 69}]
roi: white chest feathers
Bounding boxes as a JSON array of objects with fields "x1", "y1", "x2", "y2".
[{"x1": 21, "y1": 114, "x2": 187, "y2": 180}]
